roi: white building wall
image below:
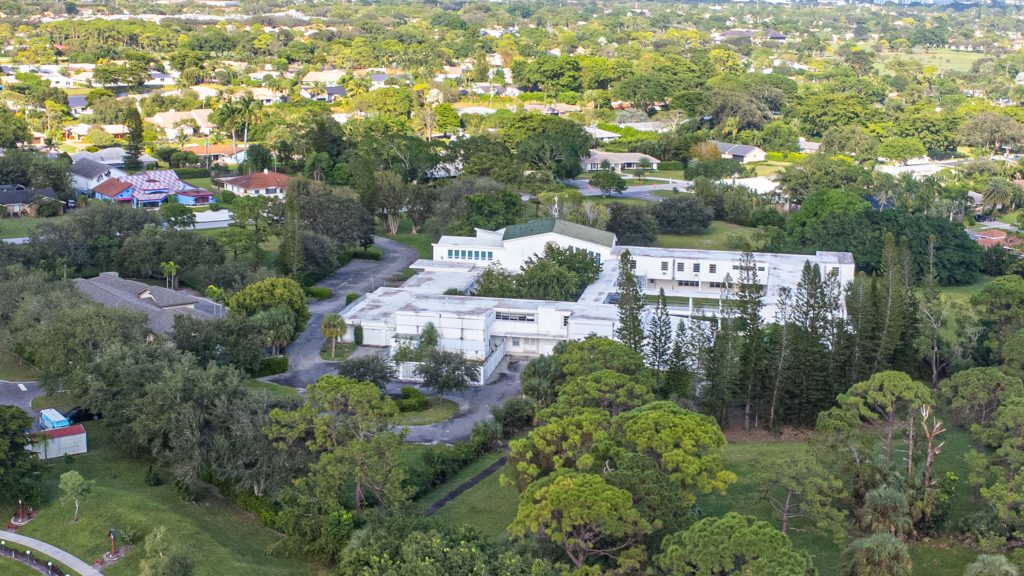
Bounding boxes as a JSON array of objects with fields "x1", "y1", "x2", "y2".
[
  {"x1": 29, "y1": 433, "x2": 88, "y2": 460},
  {"x1": 499, "y1": 233, "x2": 612, "y2": 271}
]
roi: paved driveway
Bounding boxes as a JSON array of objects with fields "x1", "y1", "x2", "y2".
[
  {"x1": 264, "y1": 236, "x2": 419, "y2": 388},
  {"x1": 568, "y1": 178, "x2": 690, "y2": 202},
  {"x1": 392, "y1": 357, "x2": 526, "y2": 444},
  {"x1": 0, "y1": 380, "x2": 42, "y2": 423}
]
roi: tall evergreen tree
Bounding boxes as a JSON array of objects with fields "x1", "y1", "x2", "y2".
[
  {"x1": 280, "y1": 189, "x2": 305, "y2": 281},
  {"x1": 703, "y1": 276, "x2": 740, "y2": 426},
  {"x1": 615, "y1": 250, "x2": 645, "y2": 355},
  {"x1": 783, "y1": 263, "x2": 833, "y2": 426},
  {"x1": 735, "y1": 251, "x2": 766, "y2": 430},
  {"x1": 123, "y1": 106, "x2": 144, "y2": 172},
  {"x1": 664, "y1": 320, "x2": 693, "y2": 401},
  {"x1": 646, "y1": 288, "x2": 673, "y2": 374},
  {"x1": 845, "y1": 274, "x2": 882, "y2": 385},
  {"x1": 874, "y1": 233, "x2": 913, "y2": 374},
  {"x1": 766, "y1": 287, "x2": 793, "y2": 432}
]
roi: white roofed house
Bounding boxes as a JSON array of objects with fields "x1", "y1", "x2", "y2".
[
  {"x1": 146, "y1": 109, "x2": 215, "y2": 140},
  {"x1": 585, "y1": 126, "x2": 620, "y2": 142},
  {"x1": 581, "y1": 149, "x2": 660, "y2": 172},
  {"x1": 302, "y1": 69, "x2": 347, "y2": 86},
  {"x1": 711, "y1": 141, "x2": 767, "y2": 164}
]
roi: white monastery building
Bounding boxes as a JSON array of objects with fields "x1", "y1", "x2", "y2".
[{"x1": 342, "y1": 218, "x2": 855, "y2": 384}]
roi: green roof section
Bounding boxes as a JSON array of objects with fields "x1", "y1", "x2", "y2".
[{"x1": 501, "y1": 218, "x2": 616, "y2": 248}]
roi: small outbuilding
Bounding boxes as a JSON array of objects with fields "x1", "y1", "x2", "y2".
[{"x1": 29, "y1": 424, "x2": 88, "y2": 460}]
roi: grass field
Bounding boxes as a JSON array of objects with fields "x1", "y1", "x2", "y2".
[
  {"x1": 939, "y1": 275, "x2": 994, "y2": 305},
  {"x1": 18, "y1": 424, "x2": 324, "y2": 576},
  {"x1": 320, "y1": 341, "x2": 358, "y2": 361},
  {"x1": 382, "y1": 217, "x2": 436, "y2": 259},
  {"x1": 183, "y1": 177, "x2": 215, "y2": 192},
  {"x1": 431, "y1": 463, "x2": 520, "y2": 541},
  {"x1": 657, "y1": 221, "x2": 760, "y2": 251},
  {"x1": 0, "y1": 556, "x2": 43, "y2": 576},
  {"x1": 882, "y1": 49, "x2": 986, "y2": 73},
  {"x1": 392, "y1": 398, "x2": 459, "y2": 426},
  {"x1": 750, "y1": 161, "x2": 791, "y2": 176},
  {"x1": 244, "y1": 379, "x2": 302, "y2": 402},
  {"x1": 0, "y1": 349, "x2": 39, "y2": 381},
  {"x1": 414, "y1": 451, "x2": 506, "y2": 510},
  {"x1": 0, "y1": 214, "x2": 72, "y2": 239}
]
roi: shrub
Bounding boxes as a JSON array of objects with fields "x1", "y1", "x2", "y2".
[
  {"x1": 346, "y1": 292, "x2": 360, "y2": 305},
  {"x1": 174, "y1": 167, "x2": 211, "y2": 179},
  {"x1": 36, "y1": 200, "x2": 62, "y2": 217},
  {"x1": 397, "y1": 387, "x2": 430, "y2": 412},
  {"x1": 305, "y1": 286, "x2": 332, "y2": 299},
  {"x1": 144, "y1": 465, "x2": 163, "y2": 486},
  {"x1": 253, "y1": 355, "x2": 289, "y2": 377},
  {"x1": 491, "y1": 397, "x2": 535, "y2": 437},
  {"x1": 217, "y1": 190, "x2": 236, "y2": 205},
  {"x1": 443, "y1": 288, "x2": 463, "y2": 295},
  {"x1": 351, "y1": 247, "x2": 383, "y2": 261},
  {"x1": 353, "y1": 324, "x2": 364, "y2": 345},
  {"x1": 406, "y1": 421, "x2": 502, "y2": 496}
]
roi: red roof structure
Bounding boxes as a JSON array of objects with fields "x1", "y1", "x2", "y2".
[
  {"x1": 92, "y1": 179, "x2": 132, "y2": 198},
  {"x1": 42, "y1": 424, "x2": 86, "y2": 439},
  {"x1": 218, "y1": 170, "x2": 289, "y2": 190}
]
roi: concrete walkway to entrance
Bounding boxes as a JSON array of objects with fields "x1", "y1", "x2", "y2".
[{"x1": 0, "y1": 530, "x2": 103, "y2": 575}]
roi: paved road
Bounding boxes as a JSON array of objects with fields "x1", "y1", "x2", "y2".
[
  {"x1": 264, "y1": 236, "x2": 419, "y2": 388},
  {"x1": 568, "y1": 178, "x2": 690, "y2": 202},
  {"x1": 0, "y1": 380, "x2": 42, "y2": 425},
  {"x1": 392, "y1": 357, "x2": 525, "y2": 444},
  {"x1": 0, "y1": 530, "x2": 103, "y2": 576}
]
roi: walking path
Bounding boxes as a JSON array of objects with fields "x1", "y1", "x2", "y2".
[
  {"x1": 424, "y1": 454, "x2": 508, "y2": 516},
  {"x1": 0, "y1": 530, "x2": 103, "y2": 576}
]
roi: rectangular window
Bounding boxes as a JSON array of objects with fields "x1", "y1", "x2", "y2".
[
  {"x1": 495, "y1": 312, "x2": 536, "y2": 322},
  {"x1": 474, "y1": 251, "x2": 480, "y2": 260},
  {"x1": 710, "y1": 281, "x2": 725, "y2": 288},
  {"x1": 661, "y1": 261, "x2": 668, "y2": 271},
  {"x1": 732, "y1": 265, "x2": 739, "y2": 270},
  {"x1": 448, "y1": 249, "x2": 453, "y2": 258},
  {"x1": 709, "y1": 264, "x2": 717, "y2": 273},
  {"x1": 758, "y1": 266, "x2": 765, "y2": 271},
  {"x1": 832, "y1": 267, "x2": 840, "y2": 276},
  {"x1": 678, "y1": 280, "x2": 699, "y2": 287},
  {"x1": 461, "y1": 250, "x2": 466, "y2": 259},
  {"x1": 488, "y1": 252, "x2": 493, "y2": 260},
  {"x1": 677, "y1": 262, "x2": 685, "y2": 272},
  {"x1": 563, "y1": 316, "x2": 569, "y2": 326},
  {"x1": 693, "y1": 263, "x2": 701, "y2": 273}
]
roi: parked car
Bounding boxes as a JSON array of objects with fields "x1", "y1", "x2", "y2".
[
  {"x1": 66, "y1": 199, "x2": 77, "y2": 210},
  {"x1": 975, "y1": 213, "x2": 991, "y2": 222},
  {"x1": 65, "y1": 406, "x2": 100, "y2": 424}
]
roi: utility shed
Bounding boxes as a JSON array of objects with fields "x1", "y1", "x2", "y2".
[{"x1": 29, "y1": 424, "x2": 88, "y2": 460}]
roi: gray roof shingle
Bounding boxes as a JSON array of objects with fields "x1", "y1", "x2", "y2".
[{"x1": 501, "y1": 218, "x2": 616, "y2": 248}]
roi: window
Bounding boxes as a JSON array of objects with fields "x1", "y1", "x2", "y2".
[
  {"x1": 448, "y1": 249, "x2": 453, "y2": 258},
  {"x1": 677, "y1": 262, "x2": 685, "y2": 272},
  {"x1": 629, "y1": 260, "x2": 637, "y2": 270},
  {"x1": 563, "y1": 316, "x2": 569, "y2": 326},
  {"x1": 831, "y1": 267, "x2": 840, "y2": 276},
  {"x1": 649, "y1": 279, "x2": 656, "y2": 286},
  {"x1": 709, "y1": 281, "x2": 725, "y2": 288},
  {"x1": 661, "y1": 261, "x2": 669, "y2": 271},
  {"x1": 678, "y1": 280, "x2": 699, "y2": 287},
  {"x1": 487, "y1": 252, "x2": 493, "y2": 260},
  {"x1": 693, "y1": 263, "x2": 701, "y2": 273},
  {"x1": 732, "y1": 265, "x2": 739, "y2": 270},
  {"x1": 709, "y1": 264, "x2": 717, "y2": 273},
  {"x1": 495, "y1": 312, "x2": 535, "y2": 322},
  {"x1": 460, "y1": 250, "x2": 467, "y2": 259},
  {"x1": 474, "y1": 251, "x2": 480, "y2": 260},
  {"x1": 758, "y1": 266, "x2": 765, "y2": 272}
]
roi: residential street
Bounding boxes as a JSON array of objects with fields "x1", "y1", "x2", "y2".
[
  {"x1": 0, "y1": 379, "x2": 42, "y2": 425},
  {"x1": 263, "y1": 236, "x2": 419, "y2": 388},
  {"x1": 568, "y1": 177, "x2": 690, "y2": 202}
]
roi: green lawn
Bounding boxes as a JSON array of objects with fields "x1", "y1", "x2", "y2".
[
  {"x1": 0, "y1": 349, "x2": 39, "y2": 381},
  {"x1": 431, "y1": 463, "x2": 520, "y2": 541},
  {"x1": 392, "y1": 398, "x2": 459, "y2": 426},
  {"x1": 382, "y1": 217, "x2": 436, "y2": 259},
  {"x1": 590, "y1": 195, "x2": 650, "y2": 207},
  {"x1": 414, "y1": 451, "x2": 506, "y2": 510},
  {"x1": 19, "y1": 424, "x2": 325, "y2": 576},
  {"x1": 32, "y1": 393, "x2": 77, "y2": 414},
  {"x1": 0, "y1": 556, "x2": 44, "y2": 576},
  {"x1": 939, "y1": 275, "x2": 994, "y2": 305},
  {"x1": 184, "y1": 177, "x2": 215, "y2": 192},
  {"x1": 196, "y1": 228, "x2": 282, "y2": 270},
  {"x1": 657, "y1": 221, "x2": 760, "y2": 251},
  {"x1": 882, "y1": 49, "x2": 987, "y2": 73},
  {"x1": 749, "y1": 161, "x2": 791, "y2": 176},
  {"x1": 244, "y1": 379, "x2": 302, "y2": 402},
  {"x1": 0, "y1": 214, "x2": 72, "y2": 239},
  {"x1": 320, "y1": 341, "x2": 358, "y2": 361}
]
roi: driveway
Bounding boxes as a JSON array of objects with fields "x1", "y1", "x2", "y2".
[
  {"x1": 264, "y1": 236, "x2": 419, "y2": 388},
  {"x1": 391, "y1": 357, "x2": 526, "y2": 444},
  {"x1": 0, "y1": 380, "x2": 42, "y2": 424},
  {"x1": 568, "y1": 178, "x2": 690, "y2": 203}
]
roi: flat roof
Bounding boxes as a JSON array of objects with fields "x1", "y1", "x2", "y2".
[
  {"x1": 614, "y1": 246, "x2": 853, "y2": 265},
  {"x1": 436, "y1": 235, "x2": 504, "y2": 247}
]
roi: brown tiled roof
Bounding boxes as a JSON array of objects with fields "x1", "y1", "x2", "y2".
[
  {"x1": 182, "y1": 143, "x2": 245, "y2": 156},
  {"x1": 92, "y1": 178, "x2": 132, "y2": 198},
  {"x1": 218, "y1": 171, "x2": 289, "y2": 190}
]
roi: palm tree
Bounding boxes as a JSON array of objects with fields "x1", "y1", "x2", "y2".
[
  {"x1": 213, "y1": 99, "x2": 241, "y2": 160},
  {"x1": 321, "y1": 314, "x2": 348, "y2": 358},
  {"x1": 159, "y1": 261, "x2": 178, "y2": 289},
  {"x1": 237, "y1": 92, "x2": 264, "y2": 164},
  {"x1": 983, "y1": 178, "x2": 1016, "y2": 211}
]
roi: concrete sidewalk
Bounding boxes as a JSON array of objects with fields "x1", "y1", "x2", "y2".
[{"x1": 0, "y1": 530, "x2": 103, "y2": 575}]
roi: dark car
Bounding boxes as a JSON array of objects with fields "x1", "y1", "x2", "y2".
[
  {"x1": 66, "y1": 199, "x2": 77, "y2": 210},
  {"x1": 65, "y1": 407, "x2": 100, "y2": 424},
  {"x1": 975, "y1": 213, "x2": 991, "y2": 222}
]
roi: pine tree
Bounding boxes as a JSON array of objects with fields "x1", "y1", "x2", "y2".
[
  {"x1": 663, "y1": 320, "x2": 693, "y2": 401},
  {"x1": 703, "y1": 276, "x2": 740, "y2": 426},
  {"x1": 615, "y1": 250, "x2": 645, "y2": 355},
  {"x1": 874, "y1": 233, "x2": 913, "y2": 374},
  {"x1": 646, "y1": 288, "x2": 673, "y2": 374},
  {"x1": 845, "y1": 274, "x2": 882, "y2": 385},
  {"x1": 280, "y1": 189, "x2": 305, "y2": 281},
  {"x1": 766, "y1": 287, "x2": 793, "y2": 432},
  {"x1": 783, "y1": 263, "x2": 832, "y2": 426},
  {"x1": 735, "y1": 251, "x2": 766, "y2": 430},
  {"x1": 123, "y1": 106, "x2": 144, "y2": 172}
]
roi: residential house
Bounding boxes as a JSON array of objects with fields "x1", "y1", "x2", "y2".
[
  {"x1": 470, "y1": 83, "x2": 521, "y2": 98},
  {"x1": 75, "y1": 272, "x2": 223, "y2": 335},
  {"x1": 456, "y1": 106, "x2": 500, "y2": 116},
  {"x1": 145, "y1": 71, "x2": 176, "y2": 87},
  {"x1": 181, "y1": 143, "x2": 246, "y2": 165},
  {"x1": 580, "y1": 149, "x2": 660, "y2": 172},
  {"x1": 524, "y1": 102, "x2": 581, "y2": 116},
  {"x1": 64, "y1": 123, "x2": 129, "y2": 142},
  {"x1": 614, "y1": 121, "x2": 670, "y2": 133},
  {"x1": 66, "y1": 94, "x2": 90, "y2": 117},
  {"x1": 585, "y1": 126, "x2": 620, "y2": 142},
  {"x1": 798, "y1": 137, "x2": 821, "y2": 153},
  {"x1": 71, "y1": 147, "x2": 158, "y2": 169},
  {"x1": 302, "y1": 69, "x2": 347, "y2": 85},
  {"x1": 71, "y1": 158, "x2": 126, "y2": 194},
  {"x1": 249, "y1": 87, "x2": 287, "y2": 106},
  {"x1": 92, "y1": 170, "x2": 208, "y2": 208},
  {"x1": 146, "y1": 109, "x2": 215, "y2": 140},
  {"x1": 0, "y1": 185, "x2": 60, "y2": 217},
  {"x1": 216, "y1": 169, "x2": 289, "y2": 198},
  {"x1": 300, "y1": 85, "x2": 347, "y2": 102},
  {"x1": 711, "y1": 140, "x2": 767, "y2": 164}
]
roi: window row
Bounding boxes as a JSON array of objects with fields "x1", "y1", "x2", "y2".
[
  {"x1": 495, "y1": 311, "x2": 535, "y2": 322},
  {"x1": 448, "y1": 249, "x2": 494, "y2": 261}
]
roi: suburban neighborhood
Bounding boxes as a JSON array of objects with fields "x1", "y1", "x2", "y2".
[{"x1": 1, "y1": 1, "x2": 1024, "y2": 576}]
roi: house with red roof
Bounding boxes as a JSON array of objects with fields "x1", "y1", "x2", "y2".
[
  {"x1": 91, "y1": 170, "x2": 215, "y2": 208},
  {"x1": 216, "y1": 169, "x2": 289, "y2": 199}
]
